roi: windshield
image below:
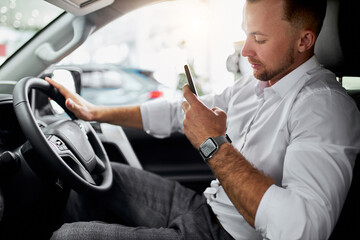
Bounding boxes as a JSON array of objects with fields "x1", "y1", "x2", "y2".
[{"x1": 0, "y1": 0, "x2": 63, "y2": 66}]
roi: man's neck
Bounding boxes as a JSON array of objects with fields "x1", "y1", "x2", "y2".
[{"x1": 268, "y1": 53, "x2": 315, "y2": 87}]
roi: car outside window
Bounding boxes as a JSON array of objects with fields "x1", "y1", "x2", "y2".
[
  {"x1": 0, "y1": 0, "x2": 63, "y2": 66},
  {"x1": 58, "y1": 0, "x2": 246, "y2": 96},
  {"x1": 343, "y1": 77, "x2": 360, "y2": 91},
  {"x1": 80, "y1": 66, "x2": 161, "y2": 106}
]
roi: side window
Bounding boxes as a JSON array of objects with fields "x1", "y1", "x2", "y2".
[
  {"x1": 342, "y1": 77, "x2": 360, "y2": 91},
  {"x1": 0, "y1": 0, "x2": 63, "y2": 66},
  {"x1": 342, "y1": 77, "x2": 360, "y2": 110}
]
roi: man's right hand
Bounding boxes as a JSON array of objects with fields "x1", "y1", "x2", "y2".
[{"x1": 45, "y1": 77, "x2": 99, "y2": 121}]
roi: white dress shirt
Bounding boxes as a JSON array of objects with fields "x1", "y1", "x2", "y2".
[{"x1": 140, "y1": 56, "x2": 360, "y2": 239}]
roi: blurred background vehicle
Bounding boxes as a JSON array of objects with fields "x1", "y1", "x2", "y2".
[{"x1": 55, "y1": 64, "x2": 182, "y2": 106}]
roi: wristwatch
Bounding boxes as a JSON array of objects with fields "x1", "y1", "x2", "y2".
[{"x1": 199, "y1": 134, "x2": 232, "y2": 161}]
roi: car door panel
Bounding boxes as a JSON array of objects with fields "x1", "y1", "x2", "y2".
[{"x1": 103, "y1": 127, "x2": 214, "y2": 193}]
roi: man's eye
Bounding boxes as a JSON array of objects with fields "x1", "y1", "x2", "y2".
[{"x1": 254, "y1": 36, "x2": 266, "y2": 44}]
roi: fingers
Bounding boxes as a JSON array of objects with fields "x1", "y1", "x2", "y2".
[
  {"x1": 45, "y1": 77, "x2": 72, "y2": 98},
  {"x1": 65, "y1": 98, "x2": 83, "y2": 115},
  {"x1": 182, "y1": 86, "x2": 228, "y2": 147},
  {"x1": 183, "y1": 84, "x2": 198, "y2": 105},
  {"x1": 182, "y1": 100, "x2": 190, "y2": 112},
  {"x1": 46, "y1": 77, "x2": 83, "y2": 118},
  {"x1": 182, "y1": 84, "x2": 198, "y2": 113},
  {"x1": 45, "y1": 77, "x2": 95, "y2": 121},
  {"x1": 65, "y1": 96, "x2": 93, "y2": 121},
  {"x1": 46, "y1": 76, "x2": 79, "y2": 108},
  {"x1": 45, "y1": 77, "x2": 61, "y2": 89}
]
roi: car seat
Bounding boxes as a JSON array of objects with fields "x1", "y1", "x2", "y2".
[{"x1": 314, "y1": 0, "x2": 360, "y2": 239}]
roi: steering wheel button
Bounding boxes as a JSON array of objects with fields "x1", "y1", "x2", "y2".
[
  {"x1": 55, "y1": 139, "x2": 62, "y2": 146},
  {"x1": 60, "y1": 145, "x2": 68, "y2": 151},
  {"x1": 48, "y1": 136, "x2": 67, "y2": 151}
]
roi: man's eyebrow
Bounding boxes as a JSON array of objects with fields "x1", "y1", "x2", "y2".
[{"x1": 248, "y1": 31, "x2": 267, "y2": 36}]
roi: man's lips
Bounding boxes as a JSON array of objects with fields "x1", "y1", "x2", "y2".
[{"x1": 248, "y1": 60, "x2": 262, "y2": 70}]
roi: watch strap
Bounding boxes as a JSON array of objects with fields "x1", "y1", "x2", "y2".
[{"x1": 213, "y1": 134, "x2": 232, "y2": 146}]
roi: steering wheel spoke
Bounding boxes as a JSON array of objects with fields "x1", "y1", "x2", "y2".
[
  {"x1": 46, "y1": 133, "x2": 104, "y2": 182},
  {"x1": 92, "y1": 155, "x2": 106, "y2": 174},
  {"x1": 74, "y1": 120, "x2": 92, "y2": 135},
  {"x1": 61, "y1": 155, "x2": 96, "y2": 185}
]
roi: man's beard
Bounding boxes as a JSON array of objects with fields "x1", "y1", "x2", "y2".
[{"x1": 250, "y1": 47, "x2": 295, "y2": 82}]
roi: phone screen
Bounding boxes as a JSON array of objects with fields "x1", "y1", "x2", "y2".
[{"x1": 184, "y1": 65, "x2": 198, "y2": 96}]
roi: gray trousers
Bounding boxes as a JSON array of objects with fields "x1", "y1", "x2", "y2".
[{"x1": 51, "y1": 163, "x2": 234, "y2": 240}]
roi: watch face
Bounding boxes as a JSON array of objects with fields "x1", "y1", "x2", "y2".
[{"x1": 200, "y1": 138, "x2": 218, "y2": 159}]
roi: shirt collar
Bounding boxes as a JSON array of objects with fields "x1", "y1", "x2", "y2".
[
  {"x1": 254, "y1": 56, "x2": 320, "y2": 100},
  {"x1": 270, "y1": 56, "x2": 320, "y2": 98},
  {"x1": 254, "y1": 80, "x2": 269, "y2": 99}
]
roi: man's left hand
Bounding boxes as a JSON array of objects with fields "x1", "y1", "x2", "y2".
[{"x1": 182, "y1": 85, "x2": 227, "y2": 149}]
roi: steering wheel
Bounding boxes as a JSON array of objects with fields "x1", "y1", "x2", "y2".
[{"x1": 12, "y1": 77, "x2": 113, "y2": 194}]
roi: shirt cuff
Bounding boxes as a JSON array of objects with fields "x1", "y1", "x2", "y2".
[
  {"x1": 140, "y1": 99, "x2": 172, "y2": 138},
  {"x1": 254, "y1": 184, "x2": 275, "y2": 236}
]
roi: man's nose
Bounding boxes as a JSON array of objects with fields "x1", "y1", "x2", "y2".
[{"x1": 241, "y1": 38, "x2": 254, "y2": 58}]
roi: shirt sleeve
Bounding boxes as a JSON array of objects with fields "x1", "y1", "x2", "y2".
[
  {"x1": 140, "y1": 83, "x2": 237, "y2": 138},
  {"x1": 255, "y1": 89, "x2": 360, "y2": 239},
  {"x1": 140, "y1": 98, "x2": 181, "y2": 138}
]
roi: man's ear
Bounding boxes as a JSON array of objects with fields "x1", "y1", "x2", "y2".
[{"x1": 297, "y1": 30, "x2": 316, "y2": 53}]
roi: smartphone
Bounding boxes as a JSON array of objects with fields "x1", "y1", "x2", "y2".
[{"x1": 184, "y1": 64, "x2": 198, "y2": 96}]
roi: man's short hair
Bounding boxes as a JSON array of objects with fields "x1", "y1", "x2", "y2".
[
  {"x1": 283, "y1": 0, "x2": 327, "y2": 35},
  {"x1": 247, "y1": 0, "x2": 327, "y2": 35}
]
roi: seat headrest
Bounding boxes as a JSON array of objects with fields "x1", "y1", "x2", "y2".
[{"x1": 315, "y1": 0, "x2": 360, "y2": 77}]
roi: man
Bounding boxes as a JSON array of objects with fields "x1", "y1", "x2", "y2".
[{"x1": 49, "y1": 0, "x2": 360, "y2": 239}]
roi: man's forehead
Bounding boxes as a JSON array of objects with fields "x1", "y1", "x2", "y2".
[
  {"x1": 244, "y1": 0, "x2": 284, "y2": 19},
  {"x1": 243, "y1": 0, "x2": 286, "y2": 33}
]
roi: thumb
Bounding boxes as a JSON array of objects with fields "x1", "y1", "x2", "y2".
[
  {"x1": 65, "y1": 98, "x2": 77, "y2": 112},
  {"x1": 212, "y1": 107, "x2": 226, "y2": 117},
  {"x1": 183, "y1": 84, "x2": 198, "y2": 105},
  {"x1": 65, "y1": 98, "x2": 93, "y2": 121}
]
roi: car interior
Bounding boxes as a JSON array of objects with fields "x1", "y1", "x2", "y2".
[{"x1": 0, "y1": 0, "x2": 358, "y2": 239}]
